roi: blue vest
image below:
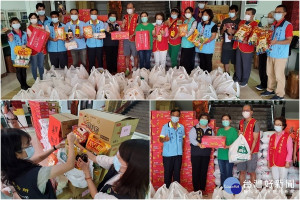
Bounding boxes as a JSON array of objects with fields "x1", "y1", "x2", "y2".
[
  {"x1": 195, "y1": 21, "x2": 216, "y2": 54},
  {"x1": 181, "y1": 17, "x2": 196, "y2": 48},
  {"x1": 38, "y1": 16, "x2": 51, "y2": 27},
  {"x1": 268, "y1": 20, "x2": 291, "y2": 59},
  {"x1": 8, "y1": 31, "x2": 27, "y2": 60},
  {"x1": 47, "y1": 23, "x2": 67, "y2": 53},
  {"x1": 85, "y1": 20, "x2": 105, "y2": 48}
]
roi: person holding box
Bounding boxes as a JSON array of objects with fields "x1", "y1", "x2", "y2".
[
  {"x1": 189, "y1": 112, "x2": 214, "y2": 196},
  {"x1": 217, "y1": 114, "x2": 238, "y2": 187},
  {"x1": 159, "y1": 109, "x2": 185, "y2": 188}
]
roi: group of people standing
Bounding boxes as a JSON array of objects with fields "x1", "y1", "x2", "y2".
[{"x1": 160, "y1": 105, "x2": 298, "y2": 196}]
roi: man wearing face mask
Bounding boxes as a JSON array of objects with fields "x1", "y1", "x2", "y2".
[
  {"x1": 233, "y1": 8, "x2": 258, "y2": 87},
  {"x1": 189, "y1": 113, "x2": 214, "y2": 196},
  {"x1": 194, "y1": 1, "x2": 208, "y2": 23},
  {"x1": 256, "y1": 11, "x2": 274, "y2": 91},
  {"x1": 84, "y1": 9, "x2": 104, "y2": 73},
  {"x1": 36, "y1": 2, "x2": 51, "y2": 71},
  {"x1": 65, "y1": 9, "x2": 87, "y2": 68},
  {"x1": 261, "y1": 5, "x2": 293, "y2": 100},
  {"x1": 121, "y1": 2, "x2": 139, "y2": 71},
  {"x1": 159, "y1": 109, "x2": 185, "y2": 188},
  {"x1": 220, "y1": 5, "x2": 240, "y2": 75},
  {"x1": 237, "y1": 105, "x2": 260, "y2": 186}
]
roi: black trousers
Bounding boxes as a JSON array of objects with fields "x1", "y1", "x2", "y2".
[
  {"x1": 258, "y1": 53, "x2": 268, "y2": 88},
  {"x1": 191, "y1": 155, "x2": 210, "y2": 191},
  {"x1": 198, "y1": 53, "x2": 213, "y2": 72},
  {"x1": 88, "y1": 47, "x2": 103, "y2": 73},
  {"x1": 104, "y1": 46, "x2": 119, "y2": 74},
  {"x1": 163, "y1": 155, "x2": 182, "y2": 188},
  {"x1": 180, "y1": 47, "x2": 195, "y2": 75},
  {"x1": 49, "y1": 51, "x2": 68, "y2": 69},
  {"x1": 16, "y1": 67, "x2": 27, "y2": 89}
]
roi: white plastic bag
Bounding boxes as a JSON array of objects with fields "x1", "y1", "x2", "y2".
[
  {"x1": 77, "y1": 64, "x2": 89, "y2": 79},
  {"x1": 229, "y1": 134, "x2": 251, "y2": 163},
  {"x1": 212, "y1": 186, "x2": 224, "y2": 199},
  {"x1": 123, "y1": 87, "x2": 145, "y2": 100},
  {"x1": 153, "y1": 184, "x2": 169, "y2": 199},
  {"x1": 184, "y1": 191, "x2": 202, "y2": 199},
  {"x1": 12, "y1": 88, "x2": 36, "y2": 100},
  {"x1": 173, "y1": 86, "x2": 196, "y2": 100},
  {"x1": 167, "y1": 182, "x2": 188, "y2": 199}
]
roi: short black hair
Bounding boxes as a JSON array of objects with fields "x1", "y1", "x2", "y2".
[
  {"x1": 246, "y1": 8, "x2": 256, "y2": 15},
  {"x1": 28, "y1": 13, "x2": 38, "y2": 20},
  {"x1": 70, "y1": 9, "x2": 79, "y2": 14},
  {"x1": 140, "y1": 12, "x2": 148, "y2": 17},
  {"x1": 185, "y1": 7, "x2": 194, "y2": 13},
  {"x1": 9, "y1": 17, "x2": 20, "y2": 24},
  {"x1": 199, "y1": 112, "x2": 211, "y2": 122},
  {"x1": 170, "y1": 109, "x2": 181, "y2": 116},
  {"x1": 36, "y1": 2, "x2": 45, "y2": 10},
  {"x1": 127, "y1": 2, "x2": 134, "y2": 8},
  {"x1": 155, "y1": 12, "x2": 165, "y2": 21},
  {"x1": 50, "y1": 11, "x2": 59, "y2": 18},
  {"x1": 276, "y1": 4, "x2": 287, "y2": 12},
  {"x1": 243, "y1": 104, "x2": 253, "y2": 111},
  {"x1": 202, "y1": 9, "x2": 214, "y2": 21},
  {"x1": 90, "y1": 9, "x2": 98, "y2": 14},
  {"x1": 222, "y1": 114, "x2": 232, "y2": 120},
  {"x1": 229, "y1": 5, "x2": 239, "y2": 12},
  {"x1": 171, "y1": 8, "x2": 181, "y2": 18},
  {"x1": 274, "y1": 116, "x2": 287, "y2": 130},
  {"x1": 108, "y1": 11, "x2": 117, "y2": 17}
]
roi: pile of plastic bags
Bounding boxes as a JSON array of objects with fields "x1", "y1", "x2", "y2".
[
  {"x1": 152, "y1": 182, "x2": 202, "y2": 199},
  {"x1": 12, "y1": 65, "x2": 240, "y2": 100}
]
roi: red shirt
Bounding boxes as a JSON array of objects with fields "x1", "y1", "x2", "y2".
[
  {"x1": 153, "y1": 24, "x2": 169, "y2": 52},
  {"x1": 27, "y1": 24, "x2": 47, "y2": 55},
  {"x1": 233, "y1": 20, "x2": 258, "y2": 53},
  {"x1": 168, "y1": 18, "x2": 182, "y2": 46},
  {"x1": 273, "y1": 18, "x2": 293, "y2": 38}
]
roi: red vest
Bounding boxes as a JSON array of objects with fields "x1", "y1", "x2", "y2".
[
  {"x1": 153, "y1": 24, "x2": 169, "y2": 52},
  {"x1": 168, "y1": 18, "x2": 181, "y2": 46},
  {"x1": 240, "y1": 118, "x2": 260, "y2": 153},
  {"x1": 124, "y1": 14, "x2": 139, "y2": 42},
  {"x1": 233, "y1": 20, "x2": 258, "y2": 53},
  {"x1": 27, "y1": 24, "x2": 47, "y2": 55},
  {"x1": 268, "y1": 132, "x2": 289, "y2": 167},
  {"x1": 296, "y1": 132, "x2": 299, "y2": 161}
]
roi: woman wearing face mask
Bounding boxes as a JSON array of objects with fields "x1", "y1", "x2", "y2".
[
  {"x1": 217, "y1": 114, "x2": 238, "y2": 188},
  {"x1": 135, "y1": 12, "x2": 154, "y2": 69},
  {"x1": 1, "y1": 128, "x2": 76, "y2": 199},
  {"x1": 189, "y1": 113, "x2": 214, "y2": 196},
  {"x1": 267, "y1": 117, "x2": 293, "y2": 184},
  {"x1": 27, "y1": 13, "x2": 47, "y2": 80},
  {"x1": 77, "y1": 139, "x2": 149, "y2": 199},
  {"x1": 180, "y1": 7, "x2": 197, "y2": 74},
  {"x1": 196, "y1": 9, "x2": 217, "y2": 72},
  {"x1": 7, "y1": 17, "x2": 30, "y2": 90},
  {"x1": 152, "y1": 13, "x2": 169, "y2": 68},
  {"x1": 104, "y1": 12, "x2": 121, "y2": 74},
  {"x1": 165, "y1": 8, "x2": 181, "y2": 68},
  {"x1": 194, "y1": 1, "x2": 208, "y2": 23}
]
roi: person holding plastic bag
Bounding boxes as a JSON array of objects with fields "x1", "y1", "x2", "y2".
[
  {"x1": 217, "y1": 114, "x2": 238, "y2": 187},
  {"x1": 1, "y1": 128, "x2": 76, "y2": 199},
  {"x1": 77, "y1": 139, "x2": 149, "y2": 199},
  {"x1": 237, "y1": 104, "x2": 260, "y2": 186},
  {"x1": 159, "y1": 109, "x2": 185, "y2": 188},
  {"x1": 267, "y1": 117, "x2": 293, "y2": 186},
  {"x1": 189, "y1": 112, "x2": 214, "y2": 196},
  {"x1": 7, "y1": 17, "x2": 30, "y2": 90},
  {"x1": 195, "y1": 9, "x2": 217, "y2": 72}
]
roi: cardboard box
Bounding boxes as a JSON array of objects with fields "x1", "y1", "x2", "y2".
[
  {"x1": 201, "y1": 136, "x2": 226, "y2": 148},
  {"x1": 206, "y1": 5, "x2": 229, "y2": 14},
  {"x1": 78, "y1": 109, "x2": 139, "y2": 145},
  {"x1": 48, "y1": 113, "x2": 79, "y2": 146}
]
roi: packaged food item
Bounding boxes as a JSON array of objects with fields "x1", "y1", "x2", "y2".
[
  {"x1": 111, "y1": 31, "x2": 129, "y2": 40},
  {"x1": 85, "y1": 133, "x2": 111, "y2": 155},
  {"x1": 256, "y1": 29, "x2": 273, "y2": 54},
  {"x1": 201, "y1": 136, "x2": 226, "y2": 148},
  {"x1": 187, "y1": 29, "x2": 208, "y2": 50},
  {"x1": 27, "y1": 27, "x2": 50, "y2": 52},
  {"x1": 135, "y1": 31, "x2": 150, "y2": 51},
  {"x1": 178, "y1": 24, "x2": 188, "y2": 37},
  {"x1": 93, "y1": 33, "x2": 106, "y2": 39},
  {"x1": 83, "y1": 26, "x2": 93, "y2": 38},
  {"x1": 72, "y1": 125, "x2": 89, "y2": 146},
  {"x1": 248, "y1": 26, "x2": 262, "y2": 45},
  {"x1": 233, "y1": 24, "x2": 252, "y2": 43},
  {"x1": 55, "y1": 27, "x2": 66, "y2": 40},
  {"x1": 65, "y1": 40, "x2": 78, "y2": 50},
  {"x1": 13, "y1": 46, "x2": 32, "y2": 68}
]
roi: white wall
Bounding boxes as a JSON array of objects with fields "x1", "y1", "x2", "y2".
[{"x1": 1, "y1": 1, "x2": 26, "y2": 10}]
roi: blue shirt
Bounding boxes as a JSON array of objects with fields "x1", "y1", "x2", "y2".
[
  {"x1": 65, "y1": 20, "x2": 87, "y2": 50},
  {"x1": 8, "y1": 30, "x2": 27, "y2": 60},
  {"x1": 38, "y1": 16, "x2": 51, "y2": 27},
  {"x1": 46, "y1": 22, "x2": 67, "y2": 52},
  {"x1": 160, "y1": 122, "x2": 185, "y2": 157},
  {"x1": 85, "y1": 20, "x2": 105, "y2": 48}
]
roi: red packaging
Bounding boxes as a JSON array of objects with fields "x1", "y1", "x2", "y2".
[
  {"x1": 135, "y1": 31, "x2": 150, "y2": 51},
  {"x1": 79, "y1": 9, "x2": 91, "y2": 22},
  {"x1": 111, "y1": 31, "x2": 129, "y2": 40},
  {"x1": 201, "y1": 136, "x2": 226, "y2": 148},
  {"x1": 27, "y1": 28, "x2": 50, "y2": 52},
  {"x1": 72, "y1": 125, "x2": 89, "y2": 144}
]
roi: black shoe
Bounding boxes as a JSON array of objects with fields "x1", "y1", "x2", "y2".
[
  {"x1": 261, "y1": 91, "x2": 275, "y2": 96},
  {"x1": 21, "y1": 85, "x2": 27, "y2": 90},
  {"x1": 255, "y1": 85, "x2": 265, "y2": 91},
  {"x1": 270, "y1": 95, "x2": 284, "y2": 100}
]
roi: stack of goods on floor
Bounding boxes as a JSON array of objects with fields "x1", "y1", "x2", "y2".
[
  {"x1": 12, "y1": 66, "x2": 239, "y2": 100},
  {"x1": 151, "y1": 110, "x2": 217, "y2": 197},
  {"x1": 50, "y1": 109, "x2": 139, "y2": 199}
]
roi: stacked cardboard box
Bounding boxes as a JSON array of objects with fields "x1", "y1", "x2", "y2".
[
  {"x1": 212, "y1": 41, "x2": 223, "y2": 70},
  {"x1": 47, "y1": 101, "x2": 60, "y2": 115}
]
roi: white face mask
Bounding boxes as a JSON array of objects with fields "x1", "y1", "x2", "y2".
[
  {"x1": 156, "y1": 20, "x2": 163, "y2": 25},
  {"x1": 30, "y1": 18, "x2": 38, "y2": 24},
  {"x1": 267, "y1": 18, "x2": 274, "y2": 24},
  {"x1": 185, "y1": 13, "x2": 192, "y2": 19},
  {"x1": 244, "y1": 14, "x2": 251, "y2": 21},
  {"x1": 198, "y1": 3, "x2": 205, "y2": 9},
  {"x1": 127, "y1": 9, "x2": 133, "y2": 15},
  {"x1": 274, "y1": 125, "x2": 283, "y2": 133},
  {"x1": 242, "y1": 111, "x2": 251, "y2": 119}
]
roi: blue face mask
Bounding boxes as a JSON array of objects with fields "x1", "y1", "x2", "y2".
[
  {"x1": 113, "y1": 155, "x2": 121, "y2": 172},
  {"x1": 71, "y1": 15, "x2": 78, "y2": 21},
  {"x1": 52, "y1": 18, "x2": 59, "y2": 23},
  {"x1": 109, "y1": 16, "x2": 116, "y2": 22},
  {"x1": 91, "y1": 15, "x2": 97, "y2": 21},
  {"x1": 38, "y1": 10, "x2": 45, "y2": 16},
  {"x1": 199, "y1": 119, "x2": 208, "y2": 126},
  {"x1": 222, "y1": 120, "x2": 230, "y2": 127},
  {"x1": 202, "y1": 15, "x2": 209, "y2": 21},
  {"x1": 171, "y1": 116, "x2": 179, "y2": 123},
  {"x1": 24, "y1": 146, "x2": 35, "y2": 159},
  {"x1": 274, "y1": 13, "x2": 283, "y2": 21},
  {"x1": 171, "y1": 14, "x2": 178, "y2": 19},
  {"x1": 229, "y1": 12, "x2": 236, "y2": 18},
  {"x1": 12, "y1": 23, "x2": 21, "y2": 30},
  {"x1": 141, "y1": 17, "x2": 148, "y2": 23}
]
